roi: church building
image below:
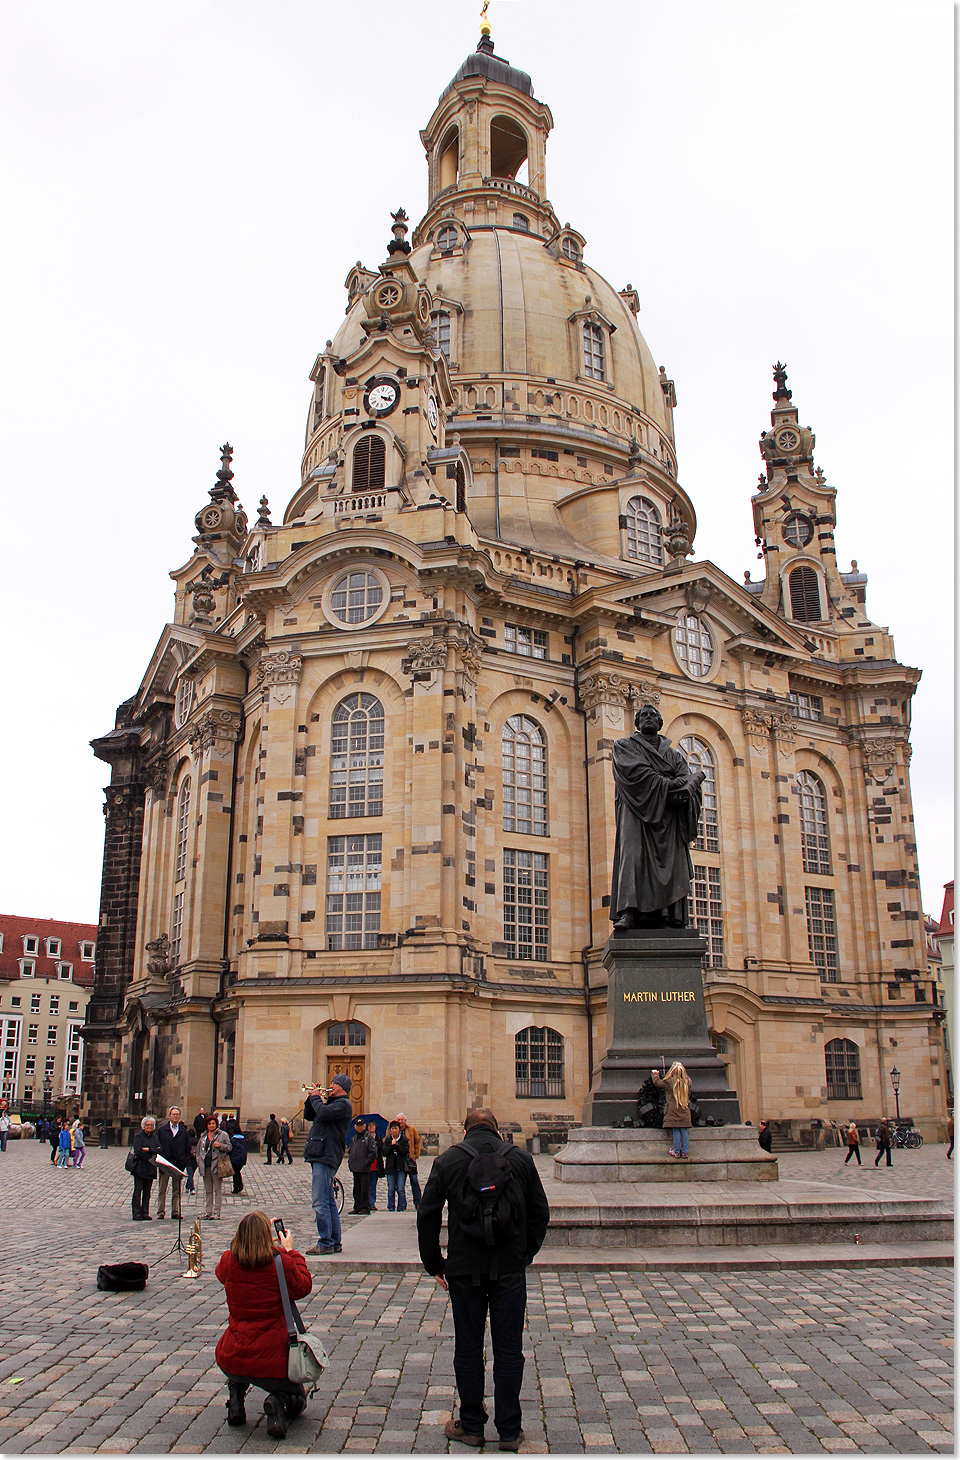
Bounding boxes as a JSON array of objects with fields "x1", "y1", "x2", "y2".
[{"x1": 83, "y1": 32, "x2": 948, "y2": 1145}]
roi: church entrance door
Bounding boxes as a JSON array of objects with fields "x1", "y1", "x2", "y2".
[{"x1": 326, "y1": 1054, "x2": 366, "y2": 1119}]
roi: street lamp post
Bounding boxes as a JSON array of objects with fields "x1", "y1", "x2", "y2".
[
  {"x1": 890, "y1": 1065, "x2": 901, "y2": 1126},
  {"x1": 42, "y1": 1077, "x2": 52, "y2": 1122}
]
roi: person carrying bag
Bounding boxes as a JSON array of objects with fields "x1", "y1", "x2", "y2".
[
  {"x1": 274, "y1": 1251, "x2": 328, "y2": 1393},
  {"x1": 215, "y1": 1212, "x2": 319, "y2": 1440}
]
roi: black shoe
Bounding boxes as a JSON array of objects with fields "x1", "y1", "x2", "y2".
[
  {"x1": 283, "y1": 1394, "x2": 307, "y2": 1421},
  {"x1": 227, "y1": 1391, "x2": 246, "y2": 1427},
  {"x1": 499, "y1": 1431, "x2": 525, "y2": 1452},
  {"x1": 264, "y1": 1394, "x2": 286, "y2": 1439}
]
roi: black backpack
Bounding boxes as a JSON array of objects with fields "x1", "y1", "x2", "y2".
[{"x1": 451, "y1": 1140, "x2": 524, "y2": 1278}]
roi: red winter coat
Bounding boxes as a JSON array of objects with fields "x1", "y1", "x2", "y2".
[{"x1": 215, "y1": 1249, "x2": 312, "y2": 1379}]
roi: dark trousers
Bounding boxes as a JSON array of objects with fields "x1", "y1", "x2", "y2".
[
  {"x1": 875, "y1": 1146, "x2": 892, "y2": 1166},
  {"x1": 351, "y1": 1170, "x2": 370, "y2": 1213},
  {"x1": 132, "y1": 1176, "x2": 154, "y2": 1218},
  {"x1": 232, "y1": 1165, "x2": 244, "y2": 1193},
  {"x1": 408, "y1": 1167, "x2": 422, "y2": 1206},
  {"x1": 265, "y1": 1142, "x2": 281, "y2": 1164},
  {"x1": 224, "y1": 1372, "x2": 306, "y2": 1416},
  {"x1": 279, "y1": 1136, "x2": 292, "y2": 1163},
  {"x1": 844, "y1": 1145, "x2": 861, "y2": 1164},
  {"x1": 448, "y1": 1271, "x2": 526, "y2": 1441}
]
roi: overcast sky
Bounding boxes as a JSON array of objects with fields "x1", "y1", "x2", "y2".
[{"x1": 2, "y1": 0, "x2": 952, "y2": 927}]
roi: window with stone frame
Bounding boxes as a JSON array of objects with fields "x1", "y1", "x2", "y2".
[
  {"x1": 515, "y1": 1026, "x2": 564, "y2": 1098},
  {"x1": 503, "y1": 850, "x2": 549, "y2": 961},
  {"x1": 351, "y1": 435, "x2": 386, "y2": 492},
  {"x1": 64, "y1": 1022, "x2": 83, "y2": 1094},
  {"x1": 434, "y1": 309, "x2": 452, "y2": 361},
  {"x1": 171, "y1": 891, "x2": 185, "y2": 968},
  {"x1": 692, "y1": 865, "x2": 724, "y2": 968},
  {"x1": 326, "y1": 1021, "x2": 367, "y2": 1047},
  {"x1": 824, "y1": 1037, "x2": 861, "y2": 1100},
  {"x1": 326, "y1": 835, "x2": 381, "y2": 951},
  {"x1": 502, "y1": 716, "x2": 548, "y2": 837},
  {"x1": 798, "y1": 771, "x2": 831, "y2": 874},
  {"x1": 805, "y1": 886, "x2": 839, "y2": 982},
  {"x1": 504, "y1": 624, "x2": 547, "y2": 659},
  {"x1": 788, "y1": 565, "x2": 823, "y2": 622},
  {"x1": 624, "y1": 496, "x2": 663, "y2": 565},
  {"x1": 561, "y1": 235, "x2": 582, "y2": 262},
  {"x1": 46, "y1": 937, "x2": 60, "y2": 958},
  {"x1": 512, "y1": 212, "x2": 530, "y2": 232},
  {"x1": 329, "y1": 570, "x2": 385, "y2": 626},
  {"x1": 174, "y1": 778, "x2": 191, "y2": 884},
  {"x1": 788, "y1": 690, "x2": 823, "y2": 721},
  {"x1": 329, "y1": 694, "x2": 384, "y2": 818},
  {"x1": 436, "y1": 223, "x2": 459, "y2": 251},
  {"x1": 582, "y1": 320, "x2": 605, "y2": 380},
  {"x1": 678, "y1": 736, "x2": 719, "y2": 852},
  {"x1": 675, "y1": 614, "x2": 714, "y2": 679},
  {"x1": 223, "y1": 1032, "x2": 235, "y2": 1102}
]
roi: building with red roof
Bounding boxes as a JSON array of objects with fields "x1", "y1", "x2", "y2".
[{"x1": 0, "y1": 915, "x2": 96, "y2": 1112}]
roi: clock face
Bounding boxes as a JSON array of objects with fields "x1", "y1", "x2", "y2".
[
  {"x1": 365, "y1": 380, "x2": 399, "y2": 416},
  {"x1": 427, "y1": 395, "x2": 439, "y2": 432}
]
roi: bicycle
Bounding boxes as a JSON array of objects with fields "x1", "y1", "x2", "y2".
[
  {"x1": 334, "y1": 1176, "x2": 345, "y2": 1213},
  {"x1": 891, "y1": 1125, "x2": 923, "y2": 1149}
]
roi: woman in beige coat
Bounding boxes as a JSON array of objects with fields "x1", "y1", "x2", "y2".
[
  {"x1": 197, "y1": 1117, "x2": 234, "y2": 1219},
  {"x1": 651, "y1": 1061, "x2": 693, "y2": 1158}
]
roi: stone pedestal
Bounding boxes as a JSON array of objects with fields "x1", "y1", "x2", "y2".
[
  {"x1": 583, "y1": 929, "x2": 740, "y2": 1127},
  {"x1": 554, "y1": 1125, "x2": 776, "y2": 1182}
]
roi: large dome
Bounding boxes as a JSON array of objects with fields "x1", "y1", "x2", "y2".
[{"x1": 329, "y1": 227, "x2": 671, "y2": 440}]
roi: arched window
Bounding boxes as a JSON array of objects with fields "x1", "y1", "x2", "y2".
[
  {"x1": 789, "y1": 565, "x2": 822, "y2": 622},
  {"x1": 824, "y1": 1038, "x2": 861, "y2": 1100},
  {"x1": 436, "y1": 223, "x2": 459, "y2": 251},
  {"x1": 798, "y1": 770, "x2": 831, "y2": 874},
  {"x1": 438, "y1": 126, "x2": 459, "y2": 190},
  {"x1": 582, "y1": 321, "x2": 605, "y2": 380},
  {"x1": 502, "y1": 716, "x2": 547, "y2": 836},
  {"x1": 679, "y1": 736, "x2": 718, "y2": 852},
  {"x1": 434, "y1": 309, "x2": 451, "y2": 360},
  {"x1": 490, "y1": 115, "x2": 528, "y2": 180},
  {"x1": 455, "y1": 459, "x2": 467, "y2": 514},
  {"x1": 175, "y1": 678, "x2": 193, "y2": 729},
  {"x1": 330, "y1": 695, "x2": 384, "y2": 818},
  {"x1": 352, "y1": 435, "x2": 386, "y2": 492},
  {"x1": 675, "y1": 614, "x2": 714, "y2": 678},
  {"x1": 512, "y1": 212, "x2": 530, "y2": 231},
  {"x1": 624, "y1": 496, "x2": 663, "y2": 565},
  {"x1": 327, "y1": 1021, "x2": 367, "y2": 1048},
  {"x1": 515, "y1": 1026, "x2": 564, "y2": 1098},
  {"x1": 562, "y1": 235, "x2": 582, "y2": 262}
]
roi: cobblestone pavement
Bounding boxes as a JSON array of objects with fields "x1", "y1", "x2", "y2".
[{"x1": 0, "y1": 1142, "x2": 953, "y2": 1454}]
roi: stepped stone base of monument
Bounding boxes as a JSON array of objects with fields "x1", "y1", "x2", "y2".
[{"x1": 555, "y1": 1125, "x2": 777, "y2": 1183}]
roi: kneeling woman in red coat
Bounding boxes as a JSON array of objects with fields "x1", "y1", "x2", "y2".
[{"x1": 215, "y1": 1211, "x2": 313, "y2": 1438}]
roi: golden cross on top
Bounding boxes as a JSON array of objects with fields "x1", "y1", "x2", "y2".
[{"x1": 480, "y1": 0, "x2": 492, "y2": 38}]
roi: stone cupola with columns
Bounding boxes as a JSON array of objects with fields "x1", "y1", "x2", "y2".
[{"x1": 84, "y1": 29, "x2": 946, "y2": 1147}]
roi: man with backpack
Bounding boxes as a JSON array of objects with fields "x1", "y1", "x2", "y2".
[{"x1": 417, "y1": 1108, "x2": 549, "y2": 1452}]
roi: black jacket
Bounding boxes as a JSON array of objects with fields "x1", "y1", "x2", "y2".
[
  {"x1": 132, "y1": 1129, "x2": 161, "y2": 1182},
  {"x1": 302, "y1": 1092, "x2": 352, "y2": 1167},
  {"x1": 157, "y1": 1121, "x2": 195, "y2": 1170},
  {"x1": 382, "y1": 1132, "x2": 409, "y2": 1175},
  {"x1": 193, "y1": 1111, "x2": 208, "y2": 1136},
  {"x1": 757, "y1": 1126, "x2": 773, "y2": 1153},
  {"x1": 417, "y1": 1124, "x2": 550, "y2": 1281}
]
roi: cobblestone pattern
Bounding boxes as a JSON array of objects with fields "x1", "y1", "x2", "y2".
[{"x1": 0, "y1": 1144, "x2": 952, "y2": 1454}]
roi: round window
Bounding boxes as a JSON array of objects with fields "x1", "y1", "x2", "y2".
[
  {"x1": 674, "y1": 614, "x2": 715, "y2": 679},
  {"x1": 561, "y1": 236, "x2": 581, "y2": 261},
  {"x1": 327, "y1": 569, "x2": 388, "y2": 628},
  {"x1": 782, "y1": 512, "x2": 814, "y2": 548}
]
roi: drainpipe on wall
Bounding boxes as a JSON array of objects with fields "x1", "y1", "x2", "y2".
[
  {"x1": 571, "y1": 625, "x2": 595, "y2": 1085},
  {"x1": 213, "y1": 720, "x2": 242, "y2": 1111}
]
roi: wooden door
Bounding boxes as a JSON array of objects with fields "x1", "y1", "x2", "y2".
[{"x1": 327, "y1": 1055, "x2": 366, "y2": 1118}]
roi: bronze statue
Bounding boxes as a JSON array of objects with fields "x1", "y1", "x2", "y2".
[{"x1": 610, "y1": 704, "x2": 705, "y2": 930}]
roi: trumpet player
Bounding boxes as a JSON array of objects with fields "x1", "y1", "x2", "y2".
[{"x1": 302, "y1": 1074, "x2": 353, "y2": 1255}]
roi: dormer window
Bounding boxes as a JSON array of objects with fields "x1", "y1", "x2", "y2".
[
  {"x1": 20, "y1": 960, "x2": 35, "y2": 978},
  {"x1": 582, "y1": 322, "x2": 605, "y2": 381},
  {"x1": 80, "y1": 941, "x2": 95, "y2": 962},
  {"x1": 562, "y1": 236, "x2": 582, "y2": 262},
  {"x1": 436, "y1": 223, "x2": 459, "y2": 252},
  {"x1": 23, "y1": 936, "x2": 38, "y2": 956},
  {"x1": 624, "y1": 496, "x2": 663, "y2": 565},
  {"x1": 58, "y1": 962, "x2": 72, "y2": 981},
  {"x1": 46, "y1": 938, "x2": 61, "y2": 958},
  {"x1": 434, "y1": 310, "x2": 451, "y2": 361}
]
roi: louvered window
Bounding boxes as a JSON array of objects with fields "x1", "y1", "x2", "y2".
[
  {"x1": 352, "y1": 435, "x2": 386, "y2": 492},
  {"x1": 789, "y1": 565, "x2": 822, "y2": 622}
]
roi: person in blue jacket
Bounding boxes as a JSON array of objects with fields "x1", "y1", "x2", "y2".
[{"x1": 302, "y1": 1074, "x2": 353, "y2": 1254}]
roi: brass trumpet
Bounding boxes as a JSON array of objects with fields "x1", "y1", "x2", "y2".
[{"x1": 301, "y1": 1084, "x2": 337, "y2": 1100}]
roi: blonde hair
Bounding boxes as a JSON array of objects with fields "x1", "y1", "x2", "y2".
[
  {"x1": 230, "y1": 1211, "x2": 276, "y2": 1269},
  {"x1": 665, "y1": 1061, "x2": 691, "y2": 1110}
]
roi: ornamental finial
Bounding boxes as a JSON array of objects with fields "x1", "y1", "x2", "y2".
[
  {"x1": 210, "y1": 442, "x2": 237, "y2": 503},
  {"x1": 772, "y1": 361, "x2": 792, "y2": 402},
  {"x1": 387, "y1": 207, "x2": 411, "y2": 256}
]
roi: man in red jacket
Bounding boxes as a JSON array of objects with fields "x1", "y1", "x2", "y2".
[{"x1": 215, "y1": 1212, "x2": 313, "y2": 1439}]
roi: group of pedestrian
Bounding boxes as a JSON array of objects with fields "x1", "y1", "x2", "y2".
[
  {"x1": 345, "y1": 1111, "x2": 422, "y2": 1215},
  {"x1": 40, "y1": 1117, "x2": 86, "y2": 1167},
  {"x1": 262, "y1": 1114, "x2": 293, "y2": 1164}
]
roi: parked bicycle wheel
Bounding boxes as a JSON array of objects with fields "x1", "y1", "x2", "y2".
[
  {"x1": 334, "y1": 1176, "x2": 345, "y2": 1213},
  {"x1": 905, "y1": 1131, "x2": 923, "y2": 1148}
]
